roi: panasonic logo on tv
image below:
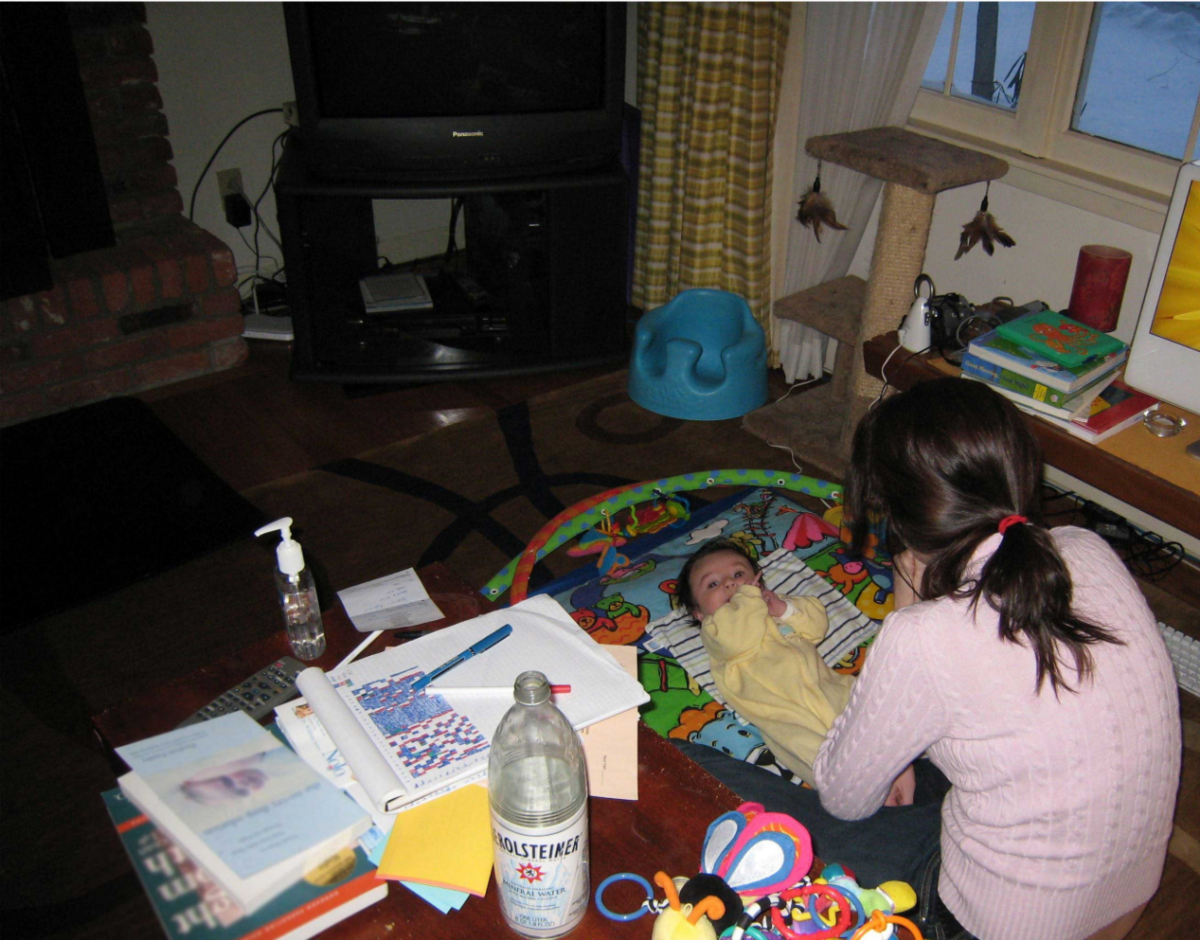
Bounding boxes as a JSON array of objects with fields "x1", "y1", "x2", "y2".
[{"x1": 452, "y1": 131, "x2": 485, "y2": 138}]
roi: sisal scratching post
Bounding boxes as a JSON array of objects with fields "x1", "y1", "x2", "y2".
[
  {"x1": 744, "y1": 127, "x2": 1008, "y2": 477},
  {"x1": 847, "y1": 183, "x2": 936, "y2": 434}
]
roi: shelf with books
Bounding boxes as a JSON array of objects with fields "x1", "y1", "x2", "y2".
[{"x1": 863, "y1": 330, "x2": 1200, "y2": 542}]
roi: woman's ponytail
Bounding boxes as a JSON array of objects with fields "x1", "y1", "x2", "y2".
[{"x1": 975, "y1": 518, "x2": 1119, "y2": 694}]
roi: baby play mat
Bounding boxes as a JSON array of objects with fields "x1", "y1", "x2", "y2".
[{"x1": 530, "y1": 485, "x2": 895, "y2": 784}]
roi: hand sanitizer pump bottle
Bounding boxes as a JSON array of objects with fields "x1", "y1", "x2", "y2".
[
  {"x1": 489, "y1": 671, "x2": 589, "y2": 938},
  {"x1": 254, "y1": 517, "x2": 325, "y2": 661}
]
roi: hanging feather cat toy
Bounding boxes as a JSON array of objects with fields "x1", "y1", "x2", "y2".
[
  {"x1": 955, "y1": 182, "x2": 1015, "y2": 259},
  {"x1": 796, "y1": 162, "x2": 847, "y2": 243}
]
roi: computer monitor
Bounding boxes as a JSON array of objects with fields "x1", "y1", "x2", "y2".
[{"x1": 1124, "y1": 160, "x2": 1200, "y2": 415}]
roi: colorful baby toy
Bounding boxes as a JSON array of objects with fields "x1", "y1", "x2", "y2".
[{"x1": 595, "y1": 803, "x2": 923, "y2": 940}]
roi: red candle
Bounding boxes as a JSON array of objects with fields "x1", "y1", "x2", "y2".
[{"x1": 1067, "y1": 245, "x2": 1132, "y2": 332}]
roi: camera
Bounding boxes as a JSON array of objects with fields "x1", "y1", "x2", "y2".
[
  {"x1": 926, "y1": 291, "x2": 976, "y2": 351},
  {"x1": 898, "y1": 275, "x2": 979, "y2": 354}
]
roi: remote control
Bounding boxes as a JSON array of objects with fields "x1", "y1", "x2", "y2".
[{"x1": 177, "y1": 657, "x2": 306, "y2": 727}]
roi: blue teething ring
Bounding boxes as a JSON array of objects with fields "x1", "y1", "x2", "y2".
[{"x1": 596, "y1": 872, "x2": 654, "y2": 921}]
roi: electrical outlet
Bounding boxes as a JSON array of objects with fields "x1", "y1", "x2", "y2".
[
  {"x1": 282, "y1": 100, "x2": 300, "y2": 127},
  {"x1": 216, "y1": 168, "x2": 244, "y2": 198}
]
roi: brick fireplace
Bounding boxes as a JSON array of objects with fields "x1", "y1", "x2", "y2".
[{"x1": 0, "y1": 3, "x2": 247, "y2": 427}]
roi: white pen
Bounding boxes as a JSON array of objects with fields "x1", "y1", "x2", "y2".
[{"x1": 427, "y1": 684, "x2": 572, "y2": 695}]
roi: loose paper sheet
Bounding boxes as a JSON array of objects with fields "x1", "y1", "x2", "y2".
[{"x1": 337, "y1": 567, "x2": 444, "y2": 633}]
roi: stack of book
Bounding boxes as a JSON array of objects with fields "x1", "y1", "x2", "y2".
[
  {"x1": 963, "y1": 309, "x2": 1159, "y2": 443},
  {"x1": 106, "y1": 712, "x2": 384, "y2": 940}
]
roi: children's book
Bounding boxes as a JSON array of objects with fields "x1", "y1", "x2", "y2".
[
  {"x1": 102, "y1": 788, "x2": 386, "y2": 940},
  {"x1": 959, "y1": 351, "x2": 1120, "y2": 411},
  {"x1": 994, "y1": 309, "x2": 1126, "y2": 368},
  {"x1": 1065, "y1": 379, "x2": 1160, "y2": 443},
  {"x1": 294, "y1": 594, "x2": 650, "y2": 815},
  {"x1": 961, "y1": 360, "x2": 1119, "y2": 420},
  {"x1": 116, "y1": 712, "x2": 372, "y2": 912},
  {"x1": 1022, "y1": 379, "x2": 1160, "y2": 444},
  {"x1": 968, "y1": 325, "x2": 1127, "y2": 392}
]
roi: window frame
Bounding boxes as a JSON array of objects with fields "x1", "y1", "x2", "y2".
[{"x1": 909, "y1": 1, "x2": 1200, "y2": 232}]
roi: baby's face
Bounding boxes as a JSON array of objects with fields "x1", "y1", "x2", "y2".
[{"x1": 689, "y1": 550, "x2": 757, "y2": 618}]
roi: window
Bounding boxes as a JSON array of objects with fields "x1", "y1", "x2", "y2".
[{"x1": 911, "y1": 2, "x2": 1200, "y2": 227}]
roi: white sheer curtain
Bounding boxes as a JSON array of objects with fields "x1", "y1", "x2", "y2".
[{"x1": 773, "y1": 2, "x2": 946, "y2": 382}]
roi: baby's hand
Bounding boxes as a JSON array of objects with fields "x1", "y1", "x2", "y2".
[
  {"x1": 884, "y1": 764, "x2": 916, "y2": 807},
  {"x1": 750, "y1": 572, "x2": 788, "y2": 618},
  {"x1": 761, "y1": 587, "x2": 788, "y2": 619}
]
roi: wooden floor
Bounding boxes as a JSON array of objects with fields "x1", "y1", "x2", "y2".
[{"x1": 136, "y1": 337, "x2": 1199, "y2": 938}]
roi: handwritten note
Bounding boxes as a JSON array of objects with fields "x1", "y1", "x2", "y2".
[{"x1": 337, "y1": 568, "x2": 444, "y2": 633}]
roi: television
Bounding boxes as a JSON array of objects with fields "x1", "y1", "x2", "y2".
[
  {"x1": 1124, "y1": 160, "x2": 1200, "y2": 416},
  {"x1": 283, "y1": 2, "x2": 627, "y2": 181}
]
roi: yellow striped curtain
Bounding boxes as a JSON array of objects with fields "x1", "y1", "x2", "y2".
[{"x1": 633, "y1": 2, "x2": 791, "y2": 358}]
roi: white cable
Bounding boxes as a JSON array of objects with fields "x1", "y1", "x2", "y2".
[
  {"x1": 765, "y1": 441, "x2": 804, "y2": 473},
  {"x1": 773, "y1": 374, "x2": 824, "y2": 405}
]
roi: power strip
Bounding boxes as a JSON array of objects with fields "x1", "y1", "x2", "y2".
[{"x1": 1160, "y1": 623, "x2": 1200, "y2": 698}]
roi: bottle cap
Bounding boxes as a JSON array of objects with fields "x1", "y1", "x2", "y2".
[
  {"x1": 513, "y1": 670, "x2": 550, "y2": 705},
  {"x1": 253, "y1": 516, "x2": 306, "y2": 576}
]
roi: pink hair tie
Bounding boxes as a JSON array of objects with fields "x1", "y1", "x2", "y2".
[{"x1": 998, "y1": 515, "x2": 1027, "y2": 535}]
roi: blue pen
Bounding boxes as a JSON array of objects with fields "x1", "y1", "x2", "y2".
[{"x1": 411, "y1": 624, "x2": 514, "y2": 692}]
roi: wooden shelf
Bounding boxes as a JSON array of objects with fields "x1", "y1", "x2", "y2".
[{"x1": 863, "y1": 331, "x2": 1200, "y2": 542}]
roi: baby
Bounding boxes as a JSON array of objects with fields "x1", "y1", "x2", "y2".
[{"x1": 677, "y1": 539, "x2": 855, "y2": 786}]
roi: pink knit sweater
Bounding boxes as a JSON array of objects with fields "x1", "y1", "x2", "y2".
[{"x1": 814, "y1": 527, "x2": 1180, "y2": 940}]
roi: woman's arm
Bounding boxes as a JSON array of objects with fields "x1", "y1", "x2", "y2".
[{"x1": 813, "y1": 606, "x2": 948, "y2": 819}]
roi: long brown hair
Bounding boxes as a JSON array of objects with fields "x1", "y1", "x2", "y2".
[{"x1": 843, "y1": 379, "x2": 1120, "y2": 693}]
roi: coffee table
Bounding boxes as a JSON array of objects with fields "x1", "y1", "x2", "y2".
[{"x1": 93, "y1": 563, "x2": 741, "y2": 939}]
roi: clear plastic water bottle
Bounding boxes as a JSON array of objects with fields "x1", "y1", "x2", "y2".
[{"x1": 489, "y1": 671, "x2": 590, "y2": 939}]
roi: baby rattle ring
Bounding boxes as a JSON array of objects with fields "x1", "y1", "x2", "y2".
[{"x1": 596, "y1": 872, "x2": 656, "y2": 921}]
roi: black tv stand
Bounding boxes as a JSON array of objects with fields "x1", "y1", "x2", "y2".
[{"x1": 274, "y1": 149, "x2": 631, "y2": 383}]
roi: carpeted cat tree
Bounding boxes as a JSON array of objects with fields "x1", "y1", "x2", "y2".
[{"x1": 744, "y1": 126, "x2": 1008, "y2": 478}]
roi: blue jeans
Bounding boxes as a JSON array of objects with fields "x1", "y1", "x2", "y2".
[{"x1": 671, "y1": 741, "x2": 977, "y2": 939}]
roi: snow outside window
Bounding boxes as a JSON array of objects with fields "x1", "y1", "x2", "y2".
[{"x1": 911, "y1": 2, "x2": 1200, "y2": 228}]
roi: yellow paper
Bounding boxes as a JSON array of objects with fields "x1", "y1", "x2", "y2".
[{"x1": 378, "y1": 783, "x2": 493, "y2": 896}]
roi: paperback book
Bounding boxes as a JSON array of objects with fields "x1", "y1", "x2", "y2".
[
  {"x1": 116, "y1": 711, "x2": 371, "y2": 911},
  {"x1": 994, "y1": 309, "x2": 1126, "y2": 368},
  {"x1": 967, "y1": 325, "x2": 1127, "y2": 393},
  {"x1": 102, "y1": 788, "x2": 386, "y2": 940},
  {"x1": 961, "y1": 356, "x2": 1118, "y2": 419},
  {"x1": 1048, "y1": 379, "x2": 1160, "y2": 444}
]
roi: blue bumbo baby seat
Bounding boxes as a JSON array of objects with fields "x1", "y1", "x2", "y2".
[{"x1": 628, "y1": 288, "x2": 769, "y2": 420}]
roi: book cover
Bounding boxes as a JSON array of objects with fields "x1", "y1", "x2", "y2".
[
  {"x1": 994, "y1": 310, "x2": 1126, "y2": 367},
  {"x1": 959, "y1": 353, "x2": 1120, "y2": 411},
  {"x1": 102, "y1": 788, "x2": 386, "y2": 940},
  {"x1": 117, "y1": 712, "x2": 371, "y2": 911},
  {"x1": 968, "y1": 325, "x2": 1127, "y2": 393},
  {"x1": 1069, "y1": 379, "x2": 1160, "y2": 442},
  {"x1": 961, "y1": 359, "x2": 1118, "y2": 419}
]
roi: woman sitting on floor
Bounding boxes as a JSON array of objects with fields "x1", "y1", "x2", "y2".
[{"x1": 675, "y1": 378, "x2": 1180, "y2": 940}]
